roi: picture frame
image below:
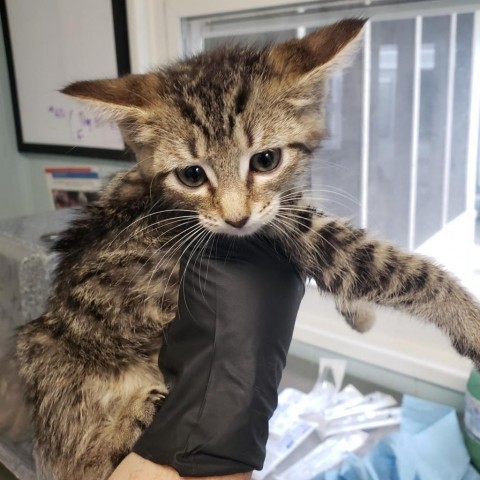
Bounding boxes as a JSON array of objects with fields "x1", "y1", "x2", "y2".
[{"x1": 0, "y1": 0, "x2": 132, "y2": 160}]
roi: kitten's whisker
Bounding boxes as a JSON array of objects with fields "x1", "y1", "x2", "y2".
[
  {"x1": 151, "y1": 223, "x2": 203, "y2": 270},
  {"x1": 279, "y1": 195, "x2": 357, "y2": 213},
  {"x1": 270, "y1": 216, "x2": 322, "y2": 262},
  {"x1": 278, "y1": 205, "x2": 319, "y2": 213},
  {"x1": 194, "y1": 230, "x2": 215, "y2": 299},
  {"x1": 118, "y1": 218, "x2": 199, "y2": 280},
  {"x1": 282, "y1": 186, "x2": 359, "y2": 204},
  {"x1": 115, "y1": 212, "x2": 197, "y2": 246},
  {"x1": 306, "y1": 192, "x2": 359, "y2": 205},
  {"x1": 279, "y1": 185, "x2": 306, "y2": 197},
  {"x1": 143, "y1": 224, "x2": 205, "y2": 315},
  {"x1": 274, "y1": 213, "x2": 342, "y2": 263},
  {"x1": 283, "y1": 198, "x2": 356, "y2": 213},
  {"x1": 282, "y1": 184, "x2": 351, "y2": 195},
  {"x1": 311, "y1": 159, "x2": 355, "y2": 173},
  {"x1": 137, "y1": 216, "x2": 198, "y2": 237},
  {"x1": 282, "y1": 190, "x2": 358, "y2": 205},
  {"x1": 128, "y1": 222, "x2": 202, "y2": 290},
  {"x1": 177, "y1": 229, "x2": 211, "y2": 320},
  {"x1": 199, "y1": 231, "x2": 215, "y2": 293},
  {"x1": 117, "y1": 217, "x2": 199, "y2": 259},
  {"x1": 275, "y1": 212, "x2": 325, "y2": 235},
  {"x1": 145, "y1": 223, "x2": 203, "y2": 276},
  {"x1": 180, "y1": 228, "x2": 211, "y2": 309},
  {"x1": 158, "y1": 225, "x2": 207, "y2": 314},
  {"x1": 268, "y1": 221, "x2": 304, "y2": 256},
  {"x1": 105, "y1": 208, "x2": 196, "y2": 251},
  {"x1": 126, "y1": 218, "x2": 201, "y2": 280}
]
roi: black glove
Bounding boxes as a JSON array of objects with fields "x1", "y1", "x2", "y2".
[{"x1": 133, "y1": 235, "x2": 305, "y2": 477}]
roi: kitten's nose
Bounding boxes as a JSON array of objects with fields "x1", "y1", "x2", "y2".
[{"x1": 225, "y1": 216, "x2": 250, "y2": 229}]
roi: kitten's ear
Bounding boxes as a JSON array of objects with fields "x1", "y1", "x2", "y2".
[
  {"x1": 61, "y1": 74, "x2": 158, "y2": 117},
  {"x1": 269, "y1": 18, "x2": 366, "y2": 78}
]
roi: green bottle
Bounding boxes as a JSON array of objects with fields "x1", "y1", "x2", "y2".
[{"x1": 465, "y1": 369, "x2": 480, "y2": 470}]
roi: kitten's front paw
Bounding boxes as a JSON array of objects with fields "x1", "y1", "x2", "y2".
[
  {"x1": 445, "y1": 301, "x2": 480, "y2": 368},
  {"x1": 147, "y1": 388, "x2": 168, "y2": 408},
  {"x1": 132, "y1": 384, "x2": 169, "y2": 430},
  {"x1": 336, "y1": 299, "x2": 376, "y2": 333}
]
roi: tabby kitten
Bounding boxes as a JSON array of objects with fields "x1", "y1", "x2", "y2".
[{"x1": 13, "y1": 19, "x2": 480, "y2": 480}]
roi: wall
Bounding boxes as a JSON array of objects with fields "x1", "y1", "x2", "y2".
[{"x1": 0, "y1": 19, "x2": 130, "y2": 222}]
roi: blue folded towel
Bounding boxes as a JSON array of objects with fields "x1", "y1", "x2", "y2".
[{"x1": 314, "y1": 395, "x2": 479, "y2": 480}]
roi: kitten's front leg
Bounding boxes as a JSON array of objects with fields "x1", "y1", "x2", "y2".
[{"x1": 298, "y1": 211, "x2": 480, "y2": 367}]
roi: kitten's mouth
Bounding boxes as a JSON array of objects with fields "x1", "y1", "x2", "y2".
[
  {"x1": 202, "y1": 219, "x2": 263, "y2": 237},
  {"x1": 221, "y1": 221, "x2": 262, "y2": 237},
  {"x1": 199, "y1": 202, "x2": 279, "y2": 238}
]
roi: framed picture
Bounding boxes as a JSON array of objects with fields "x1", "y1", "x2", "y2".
[{"x1": 0, "y1": 0, "x2": 131, "y2": 159}]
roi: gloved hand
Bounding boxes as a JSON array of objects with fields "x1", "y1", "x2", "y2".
[{"x1": 133, "y1": 235, "x2": 305, "y2": 477}]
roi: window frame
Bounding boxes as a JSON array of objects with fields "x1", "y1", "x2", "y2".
[{"x1": 127, "y1": 0, "x2": 480, "y2": 66}]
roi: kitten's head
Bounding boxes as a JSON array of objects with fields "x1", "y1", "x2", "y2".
[{"x1": 63, "y1": 19, "x2": 364, "y2": 236}]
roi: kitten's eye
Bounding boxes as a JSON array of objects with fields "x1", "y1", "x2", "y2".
[
  {"x1": 176, "y1": 166, "x2": 207, "y2": 187},
  {"x1": 250, "y1": 149, "x2": 281, "y2": 172}
]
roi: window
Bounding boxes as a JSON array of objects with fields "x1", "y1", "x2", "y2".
[{"x1": 182, "y1": 2, "x2": 480, "y2": 286}]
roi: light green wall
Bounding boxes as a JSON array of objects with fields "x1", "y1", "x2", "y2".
[
  {"x1": 0, "y1": 17, "x2": 31, "y2": 220},
  {"x1": 0, "y1": 20, "x2": 130, "y2": 222}
]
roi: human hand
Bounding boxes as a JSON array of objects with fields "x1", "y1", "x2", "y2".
[{"x1": 109, "y1": 453, "x2": 252, "y2": 480}]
